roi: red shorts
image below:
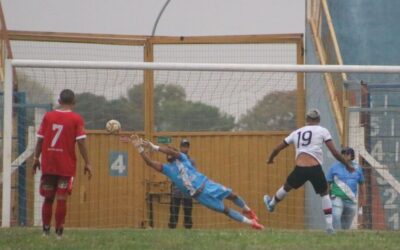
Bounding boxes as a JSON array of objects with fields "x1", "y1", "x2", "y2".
[{"x1": 40, "y1": 174, "x2": 74, "y2": 198}]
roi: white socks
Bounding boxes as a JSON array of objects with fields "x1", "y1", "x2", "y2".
[
  {"x1": 271, "y1": 186, "x2": 288, "y2": 206},
  {"x1": 321, "y1": 194, "x2": 333, "y2": 229},
  {"x1": 242, "y1": 217, "x2": 253, "y2": 225}
]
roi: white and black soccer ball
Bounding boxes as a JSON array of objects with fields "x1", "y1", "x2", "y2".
[{"x1": 105, "y1": 119, "x2": 121, "y2": 134}]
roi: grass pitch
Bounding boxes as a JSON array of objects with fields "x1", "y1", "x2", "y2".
[{"x1": 1, "y1": 227, "x2": 399, "y2": 250}]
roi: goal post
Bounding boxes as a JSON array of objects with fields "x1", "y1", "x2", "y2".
[
  {"x1": 2, "y1": 60, "x2": 13, "y2": 227},
  {"x1": 3, "y1": 59, "x2": 400, "y2": 229}
]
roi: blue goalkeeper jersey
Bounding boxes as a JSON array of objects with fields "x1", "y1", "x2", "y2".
[{"x1": 162, "y1": 153, "x2": 208, "y2": 197}]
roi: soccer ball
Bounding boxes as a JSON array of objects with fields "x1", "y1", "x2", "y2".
[{"x1": 106, "y1": 119, "x2": 121, "y2": 133}]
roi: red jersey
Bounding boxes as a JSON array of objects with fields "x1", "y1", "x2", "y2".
[{"x1": 37, "y1": 109, "x2": 86, "y2": 177}]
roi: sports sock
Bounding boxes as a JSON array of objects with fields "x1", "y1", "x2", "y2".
[
  {"x1": 232, "y1": 195, "x2": 250, "y2": 211},
  {"x1": 42, "y1": 198, "x2": 54, "y2": 227},
  {"x1": 271, "y1": 186, "x2": 287, "y2": 206},
  {"x1": 226, "y1": 208, "x2": 252, "y2": 225},
  {"x1": 55, "y1": 199, "x2": 67, "y2": 229},
  {"x1": 322, "y1": 195, "x2": 333, "y2": 229}
]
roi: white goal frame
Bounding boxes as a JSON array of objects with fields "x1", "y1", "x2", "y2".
[{"x1": 3, "y1": 59, "x2": 400, "y2": 227}]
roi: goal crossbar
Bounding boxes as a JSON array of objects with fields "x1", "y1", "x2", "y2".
[{"x1": 10, "y1": 59, "x2": 400, "y2": 73}]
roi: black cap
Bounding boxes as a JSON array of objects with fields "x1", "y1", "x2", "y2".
[
  {"x1": 180, "y1": 139, "x2": 190, "y2": 147},
  {"x1": 341, "y1": 147, "x2": 355, "y2": 160}
]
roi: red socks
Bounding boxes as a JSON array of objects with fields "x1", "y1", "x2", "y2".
[
  {"x1": 55, "y1": 199, "x2": 67, "y2": 229},
  {"x1": 42, "y1": 198, "x2": 67, "y2": 229},
  {"x1": 42, "y1": 198, "x2": 54, "y2": 227}
]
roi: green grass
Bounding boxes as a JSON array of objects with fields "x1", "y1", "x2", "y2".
[{"x1": 1, "y1": 228, "x2": 399, "y2": 250}]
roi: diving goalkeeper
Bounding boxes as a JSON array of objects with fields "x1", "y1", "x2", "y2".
[{"x1": 131, "y1": 134, "x2": 263, "y2": 230}]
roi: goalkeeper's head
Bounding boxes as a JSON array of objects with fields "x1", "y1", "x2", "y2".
[
  {"x1": 180, "y1": 139, "x2": 190, "y2": 154},
  {"x1": 306, "y1": 108, "x2": 320, "y2": 124},
  {"x1": 59, "y1": 89, "x2": 76, "y2": 106}
]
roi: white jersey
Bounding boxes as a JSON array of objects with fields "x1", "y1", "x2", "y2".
[{"x1": 284, "y1": 125, "x2": 332, "y2": 165}]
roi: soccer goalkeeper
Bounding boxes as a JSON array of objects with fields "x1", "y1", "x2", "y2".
[{"x1": 131, "y1": 134, "x2": 263, "y2": 230}]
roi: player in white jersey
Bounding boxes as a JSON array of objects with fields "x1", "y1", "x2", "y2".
[{"x1": 263, "y1": 109, "x2": 352, "y2": 233}]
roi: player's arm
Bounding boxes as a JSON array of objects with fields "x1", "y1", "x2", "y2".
[
  {"x1": 325, "y1": 140, "x2": 353, "y2": 171},
  {"x1": 139, "y1": 151, "x2": 163, "y2": 172},
  {"x1": 76, "y1": 116, "x2": 92, "y2": 179},
  {"x1": 32, "y1": 115, "x2": 47, "y2": 175},
  {"x1": 267, "y1": 141, "x2": 289, "y2": 164},
  {"x1": 32, "y1": 137, "x2": 43, "y2": 175},
  {"x1": 159, "y1": 145, "x2": 181, "y2": 158},
  {"x1": 130, "y1": 135, "x2": 163, "y2": 172},
  {"x1": 77, "y1": 139, "x2": 92, "y2": 179},
  {"x1": 143, "y1": 140, "x2": 181, "y2": 159}
]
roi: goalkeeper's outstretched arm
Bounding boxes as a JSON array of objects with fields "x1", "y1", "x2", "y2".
[
  {"x1": 158, "y1": 145, "x2": 181, "y2": 158},
  {"x1": 139, "y1": 151, "x2": 163, "y2": 172},
  {"x1": 131, "y1": 134, "x2": 163, "y2": 172},
  {"x1": 143, "y1": 140, "x2": 181, "y2": 159}
]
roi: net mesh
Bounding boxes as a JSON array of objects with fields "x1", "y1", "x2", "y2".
[
  {"x1": 7, "y1": 67, "x2": 299, "y2": 229},
  {"x1": 347, "y1": 82, "x2": 400, "y2": 230},
  {"x1": 152, "y1": 43, "x2": 297, "y2": 132},
  {"x1": 4, "y1": 67, "x2": 400, "y2": 230},
  {"x1": 2, "y1": 40, "x2": 301, "y2": 229},
  {"x1": 3, "y1": 38, "x2": 400, "y2": 230}
]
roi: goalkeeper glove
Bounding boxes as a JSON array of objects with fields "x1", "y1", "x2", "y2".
[
  {"x1": 137, "y1": 146, "x2": 144, "y2": 154},
  {"x1": 131, "y1": 134, "x2": 145, "y2": 153},
  {"x1": 144, "y1": 140, "x2": 160, "y2": 151}
]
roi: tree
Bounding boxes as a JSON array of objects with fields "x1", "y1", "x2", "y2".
[
  {"x1": 13, "y1": 72, "x2": 54, "y2": 127},
  {"x1": 75, "y1": 84, "x2": 235, "y2": 131},
  {"x1": 74, "y1": 92, "x2": 136, "y2": 130},
  {"x1": 153, "y1": 84, "x2": 235, "y2": 131},
  {"x1": 157, "y1": 99, "x2": 235, "y2": 131},
  {"x1": 237, "y1": 90, "x2": 297, "y2": 131},
  {"x1": 17, "y1": 72, "x2": 53, "y2": 105}
]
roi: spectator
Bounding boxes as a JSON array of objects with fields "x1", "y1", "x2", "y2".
[
  {"x1": 326, "y1": 147, "x2": 366, "y2": 230},
  {"x1": 168, "y1": 139, "x2": 195, "y2": 229}
]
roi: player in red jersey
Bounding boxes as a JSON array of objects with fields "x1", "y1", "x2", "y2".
[{"x1": 32, "y1": 89, "x2": 92, "y2": 238}]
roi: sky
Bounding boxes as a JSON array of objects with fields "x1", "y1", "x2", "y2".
[{"x1": 2, "y1": 0, "x2": 305, "y2": 36}]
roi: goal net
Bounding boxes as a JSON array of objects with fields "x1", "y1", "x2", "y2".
[
  {"x1": 2, "y1": 55, "x2": 400, "y2": 230},
  {"x1": 346, "y1": 81, "x2": 400, "y2": 230}
]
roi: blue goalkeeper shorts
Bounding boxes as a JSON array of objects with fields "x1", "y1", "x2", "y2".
[{"x1": 195, "y1": 180, "x2": 232, "y2": 212}]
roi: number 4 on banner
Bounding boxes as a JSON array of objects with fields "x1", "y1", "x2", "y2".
[{"x1": 109, "y1": 152, "x2": 128, "y2": 176}]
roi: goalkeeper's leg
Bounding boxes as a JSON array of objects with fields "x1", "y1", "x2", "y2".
[
  {"x1": 195, "y1": 182, "x2": 263, "y2": 230},
  {"x1": 226, "y1": 193, "x2": 259, "y2": 221},
  {"x1": 222, "y1": 207, "x2": 264, "y2": 230}
]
